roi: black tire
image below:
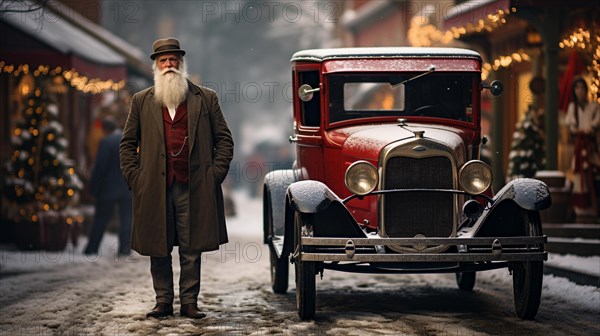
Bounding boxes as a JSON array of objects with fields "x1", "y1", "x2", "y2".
[
  {"x1": 265, "y1": 189, "x2": 288, "y2": 294},
  {"x1": 455, "y1": 271, "x2": 476, "y2": 291},
  {"x1": 263, "y1": 186, "x2": 272, "y2": 245},
  {"x1": 511, "y1": 210, "x2": 544, "y2": 320},
  {"x1": 270, "y1": 248, "x2": 289, "y2": 294},
  {"x1": 294, "y1": 212, "x2": 316, "y2": 320}
]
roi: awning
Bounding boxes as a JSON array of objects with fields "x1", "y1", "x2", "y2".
[
  {"x1": 0, "y1": 1, "x2": 126, "y2": 81},
  {"x1": 443, "y1": 0, "x2": 512, "y2": 31}
]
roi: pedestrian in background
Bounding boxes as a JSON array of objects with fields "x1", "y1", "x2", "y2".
[
  {"x1": 84, "y1": 116, "x2": 132, "y2": 256},
  {"x1": 565, "y1": 78, "x2": 600, "y2": 218},
  {"x1": 119, "y1": 37, "x2": 234, "y2": 319}
]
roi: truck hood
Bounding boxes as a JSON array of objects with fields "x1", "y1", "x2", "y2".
[{"x1": 329, "y1": 123, "x2": 466, "y2": 162}]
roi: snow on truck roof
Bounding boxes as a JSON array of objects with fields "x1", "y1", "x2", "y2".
[{"x1": 291, "y1": 47, "x2": 481, "y2": 62}]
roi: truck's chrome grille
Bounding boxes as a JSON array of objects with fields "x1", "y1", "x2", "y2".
[{"x1": 383, "y1": 156, "x2": 454, "y2": 238}]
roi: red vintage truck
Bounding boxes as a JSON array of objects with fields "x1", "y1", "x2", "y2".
[{"x1": 263, "y1": 47, "x2": 550, "y2": 320}]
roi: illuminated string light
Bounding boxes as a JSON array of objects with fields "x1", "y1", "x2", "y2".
[
  {"x1": 449, "y1": 9, "x2": 510, "y2": 39},
  {"x1": 481, "y1": 50, "x2": 531, "y2": 80},
  {"x1": 408, "y1": 16, "x2": 454, "y2": 47},
  {"x1": 408, "y1": 7, "x2": 517, "y2": 81},
  {"x1": 560, "y1": 28, "x2": 591, "y2": 49},
  {"x1": 0, "y1": 62, "x2": 126, "y2": 94},
  {"x1": 409, "y1": 9, "x2": 510, "y2": 47}
]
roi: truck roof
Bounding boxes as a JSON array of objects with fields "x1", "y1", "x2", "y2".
[{"x1": 291, "y1": 47, "x2": 482, "y2": 63}]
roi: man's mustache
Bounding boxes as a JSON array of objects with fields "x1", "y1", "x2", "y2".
[{"x1": 161, "y1": 67, "x2": 182, "y2": 76}]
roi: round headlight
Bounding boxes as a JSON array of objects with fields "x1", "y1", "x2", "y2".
[
  {"x1": 459, "y1": 160, "x2": 492, "y2": 195},
  {"x1": 345, "y1": 161, "x2": 379, "y2": 196}
]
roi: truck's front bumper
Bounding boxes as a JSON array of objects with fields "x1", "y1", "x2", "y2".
[{"x1": 298, "y1": 236, "x2": 547, "y2": 263}]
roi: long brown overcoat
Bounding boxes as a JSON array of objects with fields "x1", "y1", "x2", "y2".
[{"x1": 119, "y1": 81, "x2": 234, "y2": 256}]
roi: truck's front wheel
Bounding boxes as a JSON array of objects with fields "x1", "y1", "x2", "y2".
[
  {"x1": 511, "y1": 210, "x2": 543, "y2": 320},
  {"x1": 294, "y1": 211, "x2": 316, "y2": 320}
]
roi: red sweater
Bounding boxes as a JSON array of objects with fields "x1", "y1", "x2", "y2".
[{"x1": 163, "y1": 102, "x2": 189, "y2": 186}]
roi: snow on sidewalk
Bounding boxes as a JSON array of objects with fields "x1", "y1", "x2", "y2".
[{"x1": 547, "y1": 253, "x2": 600, "y2": 278}]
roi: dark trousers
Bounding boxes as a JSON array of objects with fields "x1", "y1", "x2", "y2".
[
  {"x1": 150, "y1": 180, "x2": 202, "y2": 306},
  {"x1": 85, "y1": 198, "x2": 132, "y2": 255}
]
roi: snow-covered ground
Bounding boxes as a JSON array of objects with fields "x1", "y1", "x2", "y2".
[
  {"x1": 1, "y1": 190, "x2": 599, "y2": 335},
  {"x1": 547, "y1": 254, "x2": 600, "y2": 277}
]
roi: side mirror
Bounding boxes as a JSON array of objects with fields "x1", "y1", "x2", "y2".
[
  {"x1": 298, "y1": 84, "x2": 320, "y2": 102},
  {"x1": 482, "y1": 80, "x2": 503, "y2": 96}
]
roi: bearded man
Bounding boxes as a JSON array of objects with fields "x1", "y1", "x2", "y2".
[{"x1": 120, "y1": 38, "x2": 234, "y2": 319}]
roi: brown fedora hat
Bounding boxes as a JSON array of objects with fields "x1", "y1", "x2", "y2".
[{"x1": 150, "y1": 37, "x2": 186, "y2": 60}]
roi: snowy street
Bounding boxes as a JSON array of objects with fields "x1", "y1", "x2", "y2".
[{"x1": 1, "y1": 191, "x2": 599, "y2": 335}]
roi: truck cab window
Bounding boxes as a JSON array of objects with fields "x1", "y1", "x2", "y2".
[{"x1": 299, "y1": 71, "x2": 320, "y2": 127}]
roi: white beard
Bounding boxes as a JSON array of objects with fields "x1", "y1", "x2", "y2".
[{"x1": 153, "y1": 60, "x2": 188, "y2": 108}]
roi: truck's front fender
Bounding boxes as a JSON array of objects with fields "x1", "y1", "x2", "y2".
[
  {"x1": 282, "y1": 181, "x2": 366, "y2": 255},
  {"x1": 493, "y1": 178, "x2": 551, "y2": 211},
  {"x1": 263, "y1": 169, "x2": 298, "y2": 244},
  {"x1": 472, "y1": 178, "x2": 551, "y2": 237},
  {"x1": 286, "y1": 180, "x2": 339, "y2": 214}
]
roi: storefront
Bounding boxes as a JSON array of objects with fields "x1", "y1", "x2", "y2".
[
  {"x1": 0, "y1": 1, "x2": 149, "y2": 247},
  {"x1": 443, "y1": 0, "x2": 600, "y2": 221}
]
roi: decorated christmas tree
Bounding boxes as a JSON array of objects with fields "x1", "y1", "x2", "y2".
[
  {"x1": 3, "y1": 75, "x2": 83, "y2": 238},
  {"x1": 507, "y1": 105, "x2": 546, "y2": 179}
]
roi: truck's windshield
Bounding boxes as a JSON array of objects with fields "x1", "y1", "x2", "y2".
[{"x1": 329, "y1": 73, "x2": 476, "y2": 124}]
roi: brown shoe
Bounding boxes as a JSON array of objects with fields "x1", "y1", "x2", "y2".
[
  {"x1": 146, "y1": 303, "x2": 173, "y2": 318},
  {"x1": 180, "y1": 304, "x2": 206, "y2": 319}
]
